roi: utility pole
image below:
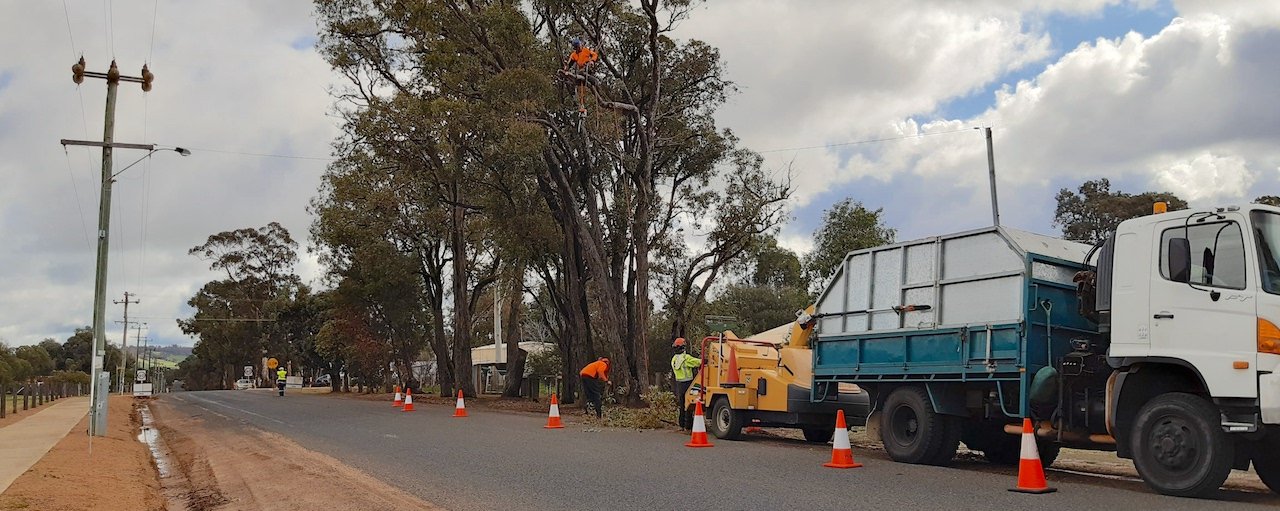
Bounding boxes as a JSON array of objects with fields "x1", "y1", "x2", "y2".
[
  {"x1": 113, "y1": 292, "x2": 139, "y2": 394},
  {"x1": 64, "y1": 57, "x2": 186, "y2": 436},
  {"x1": 982, "y1": 127, "x2": 1001, "y2": 227}
]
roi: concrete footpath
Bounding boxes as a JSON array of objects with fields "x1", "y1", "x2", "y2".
[{"x1": 0, "y1": 397, "x2": 88, "y2": 494}]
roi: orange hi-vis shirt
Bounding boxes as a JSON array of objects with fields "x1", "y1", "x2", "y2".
[
  {"x1": 580, "y1": 360, "x2": 609, "y2": 381},
  {"x1": 569, "y1": 47, "x2": 598, "y2": 69}
]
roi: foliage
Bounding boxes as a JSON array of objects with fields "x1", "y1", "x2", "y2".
[
  {"x1": 1053, "y1": 178, "x2": 1187, "y2": 244},
  {"x1": 47, "y1": 370, "x2": 90, "y2": 385},
  {"x1": 707, "y1": 284, "x2": 810, "y2": 337},
  {"x1": 802, "y1": 199, "x2": 896, "y2": 293},
  {"x1": 14, "y1": 345, "x2": 53, "y2": 376},
  {"x1": 1256, "y1": 196, "x2": 1280, "y2": 207},
  {"x1": 592, "y1": 386, "x2": 677, "y2": 429},
  {"x1": 311, "y1": 0, "x2": 792, "y2": 404},
  {"x1": 525, "y1": 347, "x2": 563, "y2": 378},
  {"x1": 178, "y1": 223, "x2": 316, "y2": 390}
]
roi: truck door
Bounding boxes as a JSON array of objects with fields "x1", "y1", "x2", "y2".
[{"x1": 1149, "y1": 215, "x2": 1257, "y2": 398}]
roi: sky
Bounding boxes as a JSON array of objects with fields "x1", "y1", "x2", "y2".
[{"x1": 2, "y1": 0, "x2": 1278, "y2": 349}]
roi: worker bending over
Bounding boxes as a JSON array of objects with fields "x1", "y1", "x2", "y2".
[{"x1": 579, "y1": 357, "x2": 610, "y2": 418}]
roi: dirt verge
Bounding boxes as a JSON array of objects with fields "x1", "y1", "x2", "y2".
[
  {"x1": 150, "y1": 398, "x2": 439, "y2": 511},
  {"x1": 0, "y1": 396, "x2": 165, "y2": 511}
]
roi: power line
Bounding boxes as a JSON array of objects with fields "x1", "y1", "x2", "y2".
[
  {"x1": 184, "y1": 146, "x2": 335, "y2": 161},
  {"x1": 61, "y1": 148, "x2": 92, "y2": 247},
  {"x1": 756, "y1": 127, "x2": 976, "y2": 154},
  {"x1": 147, "y1": 0, "x2": 158, "y2": 63}
]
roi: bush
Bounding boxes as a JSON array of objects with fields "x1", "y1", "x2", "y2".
[{"x1": 48, "y1": 370, "x2": 90, "y2": 385}]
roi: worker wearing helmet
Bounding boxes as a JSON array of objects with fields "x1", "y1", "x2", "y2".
[
  {"x1": 562, "y1": 37, "x2": 599, "y2": 114},
  {"x1": 671, "y1": 338, "x2": 701, "y2": 430},
  {"x1": 276, "y1": 367, "x2": 287, "y2": 396},
  {"x1": 579, "y1": 357, "x2": 610, "y2": 418}
]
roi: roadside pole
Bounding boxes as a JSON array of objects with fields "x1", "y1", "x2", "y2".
[{"x1": 66, "y1": 57, "x2": 183, "y2": 436}]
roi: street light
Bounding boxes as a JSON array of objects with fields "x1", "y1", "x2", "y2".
[{"x1": 111, "y1": 146, "x2": 191, "y2": 179}]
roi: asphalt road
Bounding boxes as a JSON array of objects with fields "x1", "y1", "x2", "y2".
[{"x1": 162, "y1": 390, "x2": 1280, "y2": 511}]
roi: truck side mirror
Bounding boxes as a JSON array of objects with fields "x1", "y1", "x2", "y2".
[{"x1": 1168, "y1": 237, "x2": 1191, "y2": 283}]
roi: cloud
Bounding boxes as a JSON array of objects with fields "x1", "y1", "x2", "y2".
[{"x1": 1154, "y1": 152, "x2": 1254, "y2": 201}]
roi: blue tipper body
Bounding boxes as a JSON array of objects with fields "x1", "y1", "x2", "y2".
[{"x1": 809, "y1": 226, "x2": 1102, "y2": 418}]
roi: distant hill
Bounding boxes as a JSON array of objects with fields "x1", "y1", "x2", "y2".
[{"x1": 154, "y1": 345, "x2": 192, "y2": 358}]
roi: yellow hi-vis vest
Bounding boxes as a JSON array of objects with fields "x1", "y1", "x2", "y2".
[
  {"x1": 276, "y1": 369, "x2": 287, "y2": 382},
  {"x1": 671, "y1": 352, "x2": 700, "y2": 382}
]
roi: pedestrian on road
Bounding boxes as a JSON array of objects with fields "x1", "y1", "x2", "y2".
[
  {"x1": 276, "y1": 367, "x2": 287, "y2": 396},
  {"x1": 670, "y1": 338, "x2": 701, "y2": 430},
  {"x1": 579, "y1": 357, "x2": 610, "y2": 418}
]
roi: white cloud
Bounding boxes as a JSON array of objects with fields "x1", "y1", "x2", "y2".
[{"x1": 1155, "y1": 152, "x2": 1254, "y2": 202}]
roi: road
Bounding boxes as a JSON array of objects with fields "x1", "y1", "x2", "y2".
[{"x1": 160, "y1": 390, "x2": 1280, "y2": 511}]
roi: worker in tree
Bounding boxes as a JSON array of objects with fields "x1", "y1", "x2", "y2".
[
  {"x1": 276, "y1": 367, "x2": 287, "y2": 397},
  {"x1": 671, "y1": 338, "x2": 701, "y2": 430},
  {"x1": 562, "y1": 37, "x2": 598, "y2": 114},
  {"x1": 579, "y1": 357, "x2": 610, "y2": 418}
]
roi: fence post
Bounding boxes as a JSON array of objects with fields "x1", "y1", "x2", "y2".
[
  {"x1": 1, "y1": 382, "x2": 6, "y2": 419},
  {"x1": 22, "y1": 381, "x2": 29, "y2": 410},
  {"x1": 36, "y1": 382, "x2": 42, "y2": 406}
]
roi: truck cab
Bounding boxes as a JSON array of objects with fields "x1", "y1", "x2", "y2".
[{"x1": 1098, "y1": 205, "x2": 1280, "y2": 494}]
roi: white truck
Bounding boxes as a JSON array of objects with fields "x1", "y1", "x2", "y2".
[{"x1": 808, "y1": 203, "x2": 1280, "y2": 497}]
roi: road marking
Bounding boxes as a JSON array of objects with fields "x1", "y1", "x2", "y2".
[{"x1": 180, "y1": 393, "x2": 289, "y2": 426}]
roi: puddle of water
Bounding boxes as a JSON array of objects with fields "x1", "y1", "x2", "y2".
[{"x1": 136, "y1": 405, "x2": 174, "y2": 478}]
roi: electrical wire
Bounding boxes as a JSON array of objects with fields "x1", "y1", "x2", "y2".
[
  {"x1": 148, "y1": 0, "x2": 158, "y2": 63},
  {"x1": 756, "y1": 127, "x2": 977, "y2": 154},
  {"x1": 62, "y1": 148, "x2": 92, "y2": 248},
  {"x1": 184, "y1": 147, "x2": 336, "y2": 161}
]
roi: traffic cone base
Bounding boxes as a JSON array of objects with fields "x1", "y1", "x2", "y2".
[
  {"x1": 453, "y1": 390, "x2": 468, "y2": 417},
  {"x1": 823, "y1": 410, "x2": 862, "y2": 469},
  {"x1": 685, "y1": 401, "x2": 714, "y2": 448},
  {"x1": 402, "y1": 389, "x2": 414, "y2": 412},
  {"x1": 544, "y1": 393, "x2": 565, "y2": 429},
  {"x1": 1009, "y1": 418, "x2": 1055, "y2": 494},
  {"x1": 393, "y1": 385, "x2": 403, "y2": 407}
]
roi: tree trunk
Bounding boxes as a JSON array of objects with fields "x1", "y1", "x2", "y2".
[
  {"x1": 449, "y1": 200, "x2": 477, "y2": 397},
  {"x1": 502, "y1": 263, "x2": 528, "y2": 397}
]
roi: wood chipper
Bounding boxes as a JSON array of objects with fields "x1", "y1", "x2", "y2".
[{"x1": 682, "y1": 310, "x2": 870, "y2": 442}]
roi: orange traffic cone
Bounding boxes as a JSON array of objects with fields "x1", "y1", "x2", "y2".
[
  {"x1": 1009, "y1": 418, "x2": 1056, "y2": 494},
  {"x1": 453, "y1": 389, "x2": 468, "y2": 418},
  {"x1": 685, "y1": 401, "x2": 713, "y2": 448},
  {"x1": 724, "y1": 348, "x2": 741, "y2": 385},
  {"x1": 402, "y1": 388, "x2": 414, "y2": 412},
  {"x1": 393, "y1": 385, "x2": 403, "y2": 407},
  {"x1": 544, "y1": 394, "x2": 565, "y2": 429},
  {"x1": 823, "y1": 409, "x2": 862, "y2": 468}
]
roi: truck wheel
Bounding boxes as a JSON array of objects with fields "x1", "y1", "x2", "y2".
[
  {"x1": 925, "y1": 416, "x2": 963, "y2": 466},
  {"x1": 881, "y1": 387, "x2": 948, "y2": 464},
  {"x1": 802, "y1": 426, "x2": 835, "y2": 443},
  {"x1": 983, "y1": 431, "x2": 1059, "y2": 467},
  {"x1": 1251, "y1": 436, "x2": 1280, "y2": 494},
  {"x1": 708, "y1": 397, "x2": 743, "y2": 440},
  {"x1": 1131, "y1": 393, "x2": 1233, "y2": 497}
]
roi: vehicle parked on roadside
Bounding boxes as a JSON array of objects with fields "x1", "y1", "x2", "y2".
[{"x1": 234, "y1": 378, "x2": 253, "y2": 390}]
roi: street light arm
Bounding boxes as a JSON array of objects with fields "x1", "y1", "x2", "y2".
[{"x1": 110, "y1": 147, "x2": 190, "y2": 179}]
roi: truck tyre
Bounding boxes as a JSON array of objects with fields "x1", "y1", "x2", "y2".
[
  {"x1": 881, "y1": 386, "x2": 948, "y2": 465},
  {"x1": 925, "y1": 415, "x2": 963, "y2": 466},
  {"x1": 1131, "y1": 393, "x2": 1233, "y2": 497},
  {"x1": 802, "y1": 426, "x2": 835, "y2": 443},
  {"x1": 1251, "y1": 435, "x2": 1280, "y2": 494},
  {"x1": 983, "y1": 433, "x2": 1058, "y2": 468},
  {"x1": 708, "y1": 397, "x2": 744, "y2": 440}
]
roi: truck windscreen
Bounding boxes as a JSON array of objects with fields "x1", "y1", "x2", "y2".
[{"x1": 1252, "y1": 211, "x2": 1280, "y2": 294}]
